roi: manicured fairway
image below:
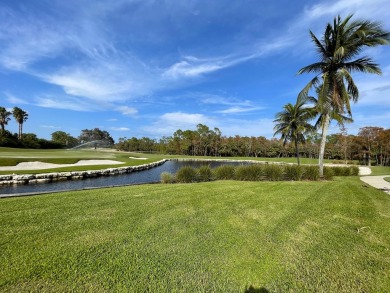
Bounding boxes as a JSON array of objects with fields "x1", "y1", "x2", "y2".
[
  {"x1": 0, "y1": 147, "x2": 163, "y2": 174},
  {"x1": 370, "y1": 166, "x2": 390, "y2": 176},
  {"x1": 1, "y1": 178, "x2": 389, "y2": 292}
]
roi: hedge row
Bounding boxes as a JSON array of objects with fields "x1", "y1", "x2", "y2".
[{"x1": 161, "y1": 164, "x2": 359, "y2": 183}]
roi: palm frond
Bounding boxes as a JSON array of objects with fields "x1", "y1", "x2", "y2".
[{"x1": 344, "y1": 57, "x2": 382, "y2": 74}]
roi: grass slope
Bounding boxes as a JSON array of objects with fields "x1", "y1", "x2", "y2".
[{"x1": 1, "y1": 178, "x2": 389, "y2": 292}]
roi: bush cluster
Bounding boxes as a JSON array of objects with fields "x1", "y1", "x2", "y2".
[
  {"x1": 161, "y1": 163, "x2": 360, "y2": 184},
  {"x1": 284, "y1": 165, "x2": 304, "y2": 181}
]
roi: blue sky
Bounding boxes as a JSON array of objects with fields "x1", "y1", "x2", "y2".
[{"x1": 1, "y1": 0, "x2": 389, "y2": 142}]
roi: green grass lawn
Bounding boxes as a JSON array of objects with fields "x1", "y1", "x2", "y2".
[
  {"x1": 385, "y1": 177, "x2": 390, "y2": 183},
  {"x1": 369, "y1": 166, "x2": 390, "y2": 176},
  {"x1": 1, "y1": 178, "x2": 389, "y2": 292}
]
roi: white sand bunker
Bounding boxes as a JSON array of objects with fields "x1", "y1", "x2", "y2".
[
  {"x1": 129, "y1": 157, "x2": 148, "y2": 160},
  {"x1": 0, "y1": 160, "x2": 124, "y2": 171}
]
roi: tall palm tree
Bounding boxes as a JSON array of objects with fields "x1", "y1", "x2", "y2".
[
  {"x1": 274, "y1": 97, "x2": 315, "y2": 165},
  {"x1": 12, "y1": 107, "x2": 28, "y2": 141},
  {"x1": 298, "y1": 14, "x2": 390, "y2": 176},
  {"x1": 0, "y1": 107, "x2": 12, "y2": 134}
]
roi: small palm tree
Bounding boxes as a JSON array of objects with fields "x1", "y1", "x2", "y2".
[
  {"x1": 0, "y1": 107, "x2": 12, "y2": 134},
  {"x1": 298, "y1": 14, "x2": 390, "y2": 176},
  {"x1": 12, "y1": 107, "x2": 28, "y2": 141},
  {"x1": 274, "y1": 97, "x2": 315, "y2": 165}
]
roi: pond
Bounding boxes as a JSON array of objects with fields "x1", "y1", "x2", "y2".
[{"x1": 0, "y1": 160, "x2": 252, "y2": 197}]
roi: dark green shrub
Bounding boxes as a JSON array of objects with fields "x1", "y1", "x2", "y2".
[
  {"x1": 303, "y1": 165, "x2": 319, "y2": 181},
  {"x1": 332, "y1": 167, "x2": 343, "y2": 176},
  {"x1": 323, "y1": 167, "x2": 334, "y2": 180},
  {"x1": 160, "y1": 172, "x2": 175, "y2": 184},
  {"x1": 235, "y1": 164, "x2": 264, "y2": 181},
  {"x1": 197, "y1": 165, "x2": 213, "y2": 182},
  {"x1": 350, "y1": 166, "x2": 359, "y2": 176},
  {"x1": 284, "y1": 165, "x2": 304, "y2": 181},
  {"x1": 339, "y1": 167, "x2": 351, "y2": 176},
  {"x1": 342, "y1": 167, "x2": 352, "y2": 176},
  {"x1": 175, "y1": 166, "x2": 198, "y2": 183},
  {"x1": 213, "y1": 165, "x2": 236, "y2": 180},
  {"x1": 332, "y1": 166, "x2": 357, "y2": 176},
  {"x1": 264, "y1": 164, "x2": 283, "y2": 181}
]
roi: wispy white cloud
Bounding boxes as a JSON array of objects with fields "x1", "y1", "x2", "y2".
[
  {"x1": 143, "y1": 112, "x2": 215, "y2": 136},
  {"x1": 117, "y1": 106, "x2": 138, "y2": 116},
  {"x1": 199, "y1": 93, "x2": 252, "y2": 106},
  {"x1": 0, "y1": 8, "x2": 69, "y2": 70},
  {"x1": 40, "y1": 125, "x2": 61, "y2": 129},
  {"x1": 162, "y1": 56, "x2": 225, "y2": 79},
  {"x1": 161, "y1": 112, "x2": 213, "y2": 125},
  {"x1": 35, "y1": 96, "x2": 100, "y2": 112},
  {"x1": 110, "y1": 127, "x2": 130, "y2": 131},
  {"x1": 305, "y1": 0, "x2": 390, "y2": 22},
  {"x1": 216, "y1": 106, "x2": 264, "y2": 114},
  {"x1": 196, "y1": 92, "x2": 265, "y2": 114},
  {"x1": 4, "y1": 92, "x2": 29, "y2": 104},
  {"x1": 353, "y1": 66, "x2": 390, "y2": 107},
  {"x1": 40, "y1": 52, "x2": 156, "y2": 102},
  {"x1": 161, "y1": 40, "x2": 293, "y2": 80}
]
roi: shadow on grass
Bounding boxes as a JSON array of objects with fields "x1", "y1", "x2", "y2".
[{"x1": 244, "y1": 285, "x2": 269, "y2": 293}]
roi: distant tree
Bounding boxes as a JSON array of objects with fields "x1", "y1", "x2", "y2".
[
  {"x1": 358, "y1": 126, "x2": 383, "y2": 166},
  {"x1": 0, "y1": 107, "x2": 12, "y2": 134},
  {"x1": 274, "y1": 97, "x2": 315, "y2": 165},
  {"x1": 21, "y1": 133, "x2": 40, "y2": 148},
  {"x1": 78, "y1": 128, "x2": 114, "y2": 146},
  {"x1": 0, "y1": 130, "x2": 18, "y2": 147},
  {"x1": 51, "y1": 131, "x2": 78, "y2": 147},
  {"x1": 12, "y1": 107, "x2": 28, "y2": 141}
]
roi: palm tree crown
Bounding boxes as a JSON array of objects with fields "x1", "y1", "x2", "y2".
[
  {"x1": 274, "y1": 97, "x2": 315, "y2": 165},
  {"x1": 12, "y1": 107, "x2": 28, "y2": 141},
  {"x1": 0, "y1": 107, "x2": 12, "y2": 134},
  {"x1": 299, "y1": 14, "x2": 389, "y2": 113}
]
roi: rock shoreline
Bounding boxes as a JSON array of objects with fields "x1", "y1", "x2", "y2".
[{"x1": 0, "y1": 160, "x2": 167, "y2": 186}]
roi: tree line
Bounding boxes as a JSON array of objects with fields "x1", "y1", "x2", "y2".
[{"x1": 116, "y1": 124, "x2": 390, "y2": 166}]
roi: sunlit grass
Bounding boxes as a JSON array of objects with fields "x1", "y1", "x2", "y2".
[
  {"x1": 369, "y1": 166, "x2": 390, "y2": 176},
  {"x1": 1, "y1": 178, "x2": 389, "y2": 292}
]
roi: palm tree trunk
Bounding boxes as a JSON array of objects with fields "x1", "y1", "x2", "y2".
[
  {"x1": 19, "y1": 123, "x2": 22, "y2": 141},
  {"x1": 295, "y1": 139, "x2": 300, "y2": 166},
  {"x1": 319, "y1": 112, "x2": 330, "y2": 177}
]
